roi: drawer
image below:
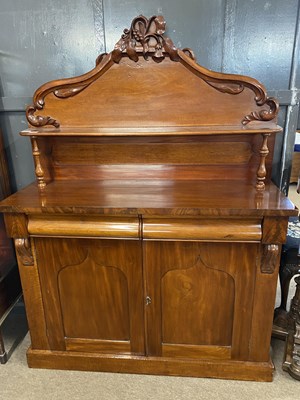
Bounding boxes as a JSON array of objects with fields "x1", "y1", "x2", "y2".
[
  {"x1": 28, "y1": 215, "x2": 140, "y2": 239},
  {"x1": 143, "y1": 218, "x2": 262, "y2": 242}
]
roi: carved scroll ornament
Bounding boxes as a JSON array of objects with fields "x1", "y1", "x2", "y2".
[
  {"x1": 15, "y1": 238, "x2": 34, "y2": 266},
  {"x1": 205, "y1": 81, "x2": 244, "y2": 95},
  {"x1": 261, "y1": 244, "x2": 279, "y2": 274},
  {"x1": 26, "y1": 105, "x2": 60, "y2": 129},
  {"x1": 242, "y1": 96, "x2": 279, "y2": 125}
]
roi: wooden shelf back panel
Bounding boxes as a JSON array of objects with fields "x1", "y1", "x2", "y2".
[
  {"x1": 34, "y1": 134, "x2": 275, "y2": 183},
  {"x1": 34, "y1": 57, "x2": 271, "y2": 129},
  {"x1": 52, "y1": 142, "x2": 252, "y2": 165},
  {"x1": 53, "y1": 164, "x2": 258, "y2": 182}
]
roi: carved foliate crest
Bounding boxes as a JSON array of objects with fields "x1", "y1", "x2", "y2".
[{"x1": 111, "y1": 15, "x2": 179, "y2": 62}]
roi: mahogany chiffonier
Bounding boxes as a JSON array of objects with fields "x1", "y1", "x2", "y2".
[{"x1": 0, "y1": 15, "x2": 297, "y2": 381}]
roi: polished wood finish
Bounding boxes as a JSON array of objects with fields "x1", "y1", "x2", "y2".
[
  {"x1": 20, "y1": 134, "x2": 276, "y2": 186},
  {"x1": 26, "y1": 347, "x2": 274, "y2": 381},
  {"x1": 143, "y1": 218, "x2": 261, "y2": 241},
  {"x1": 144, "y1": 241, "x2": 258, "y2": 360},
  {"x1": 14, "y1": 241, "x2": 49, "y2": 350},
  {"x1": 0, "y1": 181, "x2": 295, "y2": 218},
  {"x1": 4, "y1": 213, "x2": 28, "y2": 238},
  {"x1": 28, "y1": 215, "x2": 140, "y2": 238},
  {"x1": 22, "y1": 13, "x2": 281, "y2": 191},
  {"x1": 0, "y1": 14, "x2": 297, "y2": 379},
  {"x1": 26, "y1": 15, "x2": 278, "y2": 131},
  {"x1": 33, "y1": 237, "x2": 144, "y2": 355}
]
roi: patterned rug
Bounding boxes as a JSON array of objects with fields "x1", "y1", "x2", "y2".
[
  {"x1": 288, "y1": 217, "x2": 300, "y2": 238},
  {"x1": 286, "y1": 217, "x2": 300, "y2": 249}
]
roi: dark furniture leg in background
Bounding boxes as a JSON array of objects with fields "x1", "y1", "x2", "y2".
[
  {"x1": 273, "y1": 241, "x2": 300, "y2": 380},
  {"x1": 274, "y1": 246, "x2": 300, "y2": 334},
  {"x1": 282, "y1": 275, "x2": 300, "y2": 380}
]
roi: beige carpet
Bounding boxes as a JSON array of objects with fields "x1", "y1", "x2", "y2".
[{"x1": 0, "y1": 306, "x2": 299, "y2": 400}]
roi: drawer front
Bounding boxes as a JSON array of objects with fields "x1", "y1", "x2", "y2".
[
  {"x1": 143, "y1": 218, "x2": 262, "y2": 242},
  {"x1": 28, "y1": 215, "x2": 140, "y2": 239}
]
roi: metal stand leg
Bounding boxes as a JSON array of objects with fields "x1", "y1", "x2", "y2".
[
  {"x1": 273, "y1": 247, "x2": 300, "y2": 337},
  {"x1": 0, "y1": 330, "x2": 8, "y2": 364},
  {"x1": 283, "y1": 275, "x2": 300, "y2": 380}
]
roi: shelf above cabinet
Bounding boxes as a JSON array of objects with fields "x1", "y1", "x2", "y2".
[{"x1": 21, "y1": 125, "x2": 282, "y2": 137}]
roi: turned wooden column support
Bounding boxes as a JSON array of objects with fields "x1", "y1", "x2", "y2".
[
  {"x1": 256, "y1": 133, "x2": 270, "y2": 191},
  {"x1": 31, "y1": 136, "x2": 46, "y2": 190}
]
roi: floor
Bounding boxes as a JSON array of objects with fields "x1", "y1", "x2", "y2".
[{"x1": 0, "y1": 312, "x2": 300, "y2": 400}]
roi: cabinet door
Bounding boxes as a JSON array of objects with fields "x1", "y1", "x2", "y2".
[
  {"x1": 34, "y1": 237, "x2": 145, "y2": 355},
  {"x1": 144, "y1": 241, "x2": 258, "y2": 361}
]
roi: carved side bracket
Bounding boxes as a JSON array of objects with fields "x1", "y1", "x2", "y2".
[
  {"x1": 242, "y1": 97, "x2": 279, "y2": 125},
  {"x1": 15, "y1": 238, "x2": 34, "y2": 266},
  {"x1": 26, "y1": 105, "x2": 60, "y2": 129},
  {"x1": 261, "y1": 244, "x2": 279, "y2": 274}
]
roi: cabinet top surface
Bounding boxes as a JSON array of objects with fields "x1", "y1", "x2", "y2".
[{"x1": 0, "y1": 180, "x2": 297, "y2": 217}]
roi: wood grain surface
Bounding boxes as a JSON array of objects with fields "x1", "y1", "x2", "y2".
[
  {"x1": 25, "y1": 133, "x2": 276, "y2": 186},
  {"x1": 0, "y1": 180, "x2": 297, "y2": 218},
  {"x1": 34, "y1": 238, "x2": 145, "y2": 355},
  {"x1": 26, "y1": 347, "x2": 274, "y2": 381}
]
